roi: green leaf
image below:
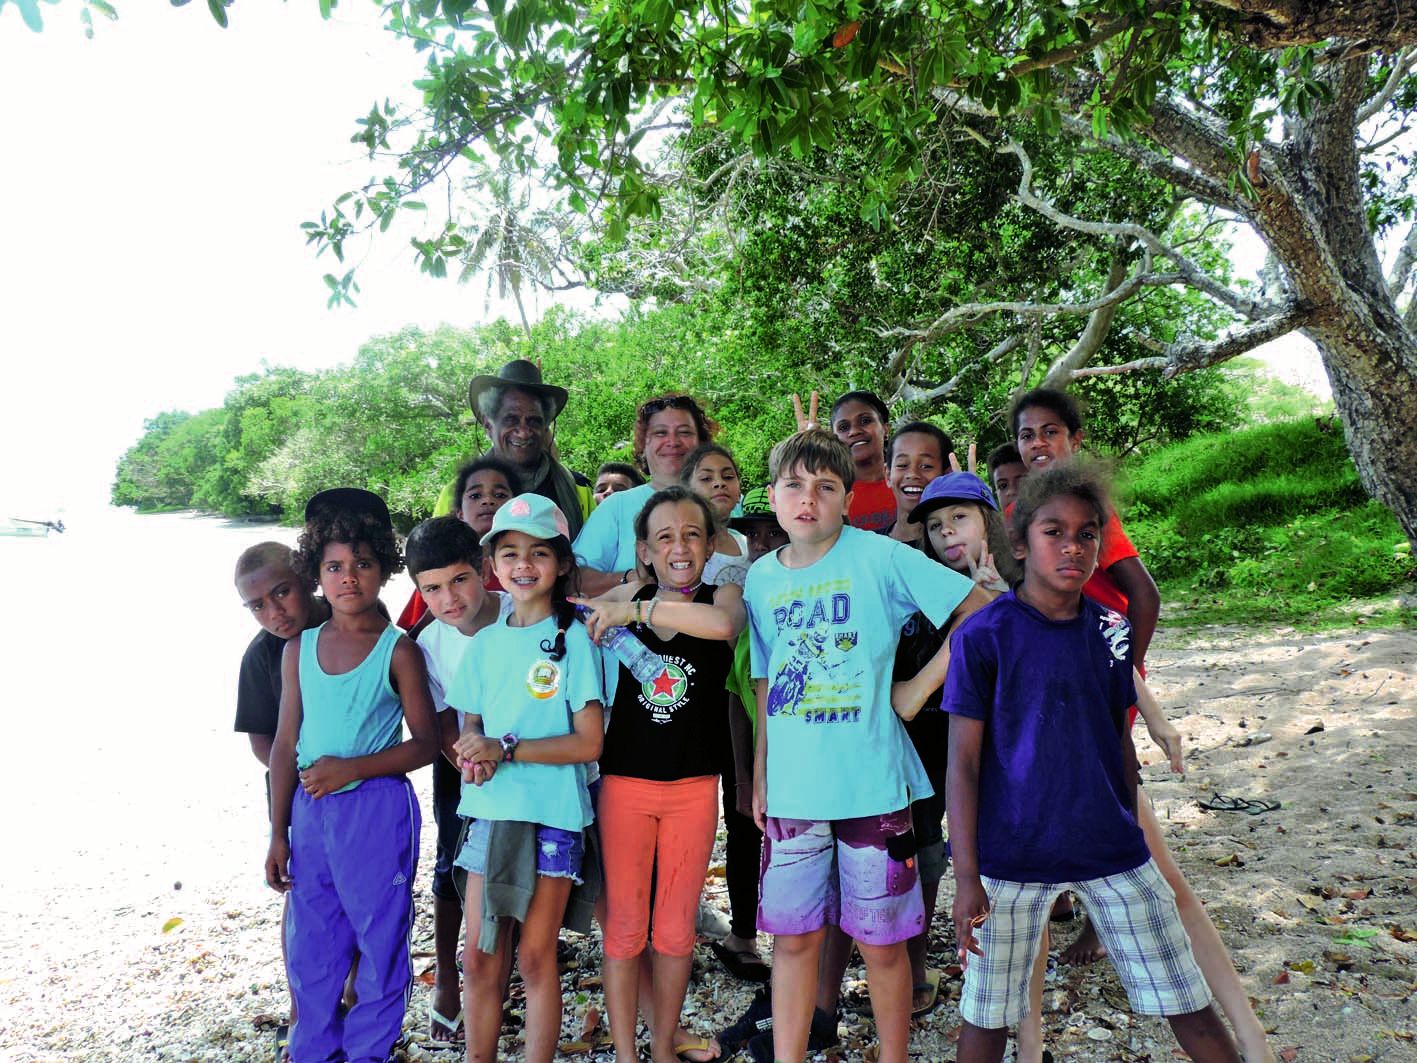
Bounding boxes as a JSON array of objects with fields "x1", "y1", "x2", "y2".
[
  {"x1": 161, "y1": 917, "x2": 184, "y2": 933},
  {"x1": 206, "y1": 0, "x2": 228, "y2": 29}
]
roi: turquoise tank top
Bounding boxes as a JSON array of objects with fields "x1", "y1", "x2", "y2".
[{"x1": 296, "y1": 621, "x2": 403, "y2": 793}]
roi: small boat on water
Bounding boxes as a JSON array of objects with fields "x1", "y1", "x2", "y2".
[{"x1": 2, "y1": 517, "x2": 65, "y2": 538}]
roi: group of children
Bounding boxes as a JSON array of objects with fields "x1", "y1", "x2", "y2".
[{"x1": 233, "y1": 386, "x2": 1271, "y2": 1063}]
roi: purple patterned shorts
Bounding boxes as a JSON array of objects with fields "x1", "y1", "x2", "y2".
[{"x1": 757, "y1": 808, "x2": 924, "y2": 945}]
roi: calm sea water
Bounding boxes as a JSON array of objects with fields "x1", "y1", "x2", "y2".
[{"x1": 0, "y1": 507, "x2": 421, "y2": 923}]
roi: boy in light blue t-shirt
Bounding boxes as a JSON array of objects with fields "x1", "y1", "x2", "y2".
[{"x1": 743, "y1": 430, "x2": 988, "y2": 1063}]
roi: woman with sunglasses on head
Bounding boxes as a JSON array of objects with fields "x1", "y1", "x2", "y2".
[{"x1": 573, "y1": 393, "x2": 720, "y2": 597}]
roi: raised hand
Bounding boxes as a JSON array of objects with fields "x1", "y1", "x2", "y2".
[
  {"x1": 947, "y1": 441, "x2": 978, "y2": 476},
  {"x1": 791, "y1": 391, "x2": 821, "y2": 432},
  {"x1": 965, "y1": 541, "x2": 1010, "y2": 594}
]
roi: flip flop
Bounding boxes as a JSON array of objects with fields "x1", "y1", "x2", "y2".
[
  {"x1": 911, "y1": 968, "x2": 942, "y2": 1018},
  {"x1": 273, "y1": 1023, "x2": 290, "y2": 1063},
  {"x1": 675, "y1": 1034, "x2": 722, "y2": 1062},
  {"x1": 429, "y1": 1005, "x2": 464, "y2": 1042},
  {"x1": 709, "y1": 940, "x2": 771, "y2": 983},
  {"x1": 1198, "y1": 793, "x2": 1280, "y2": 815}
]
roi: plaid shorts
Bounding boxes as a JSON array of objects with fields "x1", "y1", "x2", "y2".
[{"x1": 961, "y1": 859, "x2": 1211, "y2": 1028}]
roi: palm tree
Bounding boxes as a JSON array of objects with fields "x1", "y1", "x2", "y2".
[{"x1": 454, "y1": 162, "x2": 576, "y2": 340}]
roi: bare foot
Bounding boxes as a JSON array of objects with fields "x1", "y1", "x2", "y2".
[{"x1": 1059, "y1": 918, "x2": 1108, "y2": 965}]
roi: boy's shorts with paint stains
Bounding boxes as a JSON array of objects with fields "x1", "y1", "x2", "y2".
[{"x1": 757, "y1": 807, "x2": 923, "y2": 945}]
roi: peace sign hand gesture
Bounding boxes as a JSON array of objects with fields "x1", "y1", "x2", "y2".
[
  {"x1": 965, "y1": 540, "x2": 1009, "y2": 594},
  {"x1": 791, "y1": 391, "x2": 821, "y2": 432},
  {"x1": 947, "y1": 441, "x2": 978, "y2": 476}
]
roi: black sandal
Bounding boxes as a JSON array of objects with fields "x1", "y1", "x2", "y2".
[{"x1": 709, "y1": 940, "x2": 771, "y2": 982}]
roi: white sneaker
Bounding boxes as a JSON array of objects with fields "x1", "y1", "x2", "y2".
[{"x1": 695, "y1": 901, "x2": 731, "y2": 939}]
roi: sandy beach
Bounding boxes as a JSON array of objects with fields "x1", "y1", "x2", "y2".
[{"x1": 0, "y1": 510, "x2": 1412, "y2": 1062}]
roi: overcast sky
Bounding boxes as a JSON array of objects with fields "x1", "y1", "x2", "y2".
[
  {"x1": 0, "y1": 2, "x2": 558, "y2": 511},
  {"x1": 0, "y1": 2, "x2": 1327, "y2": 516}
]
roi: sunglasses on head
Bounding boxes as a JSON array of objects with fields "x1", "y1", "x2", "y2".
[{"x1": 639, "y1": 395, "x2": 698, "y2": 417}]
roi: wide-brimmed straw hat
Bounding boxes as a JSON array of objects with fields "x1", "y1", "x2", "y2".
[{"x1": 467, "y1": 359, "x2": 569, "y2": 420}]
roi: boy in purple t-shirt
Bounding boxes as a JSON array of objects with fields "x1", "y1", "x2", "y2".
[{"x1": 942, "y1": 465, "x2": 1240, "y2": 1063}]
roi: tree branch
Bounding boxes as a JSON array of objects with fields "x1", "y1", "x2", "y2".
[
  {"x1": 878, "y1": 249, "x2": 1154, "y2": 348},
  {"x1": 1357, "y1": 48, "x2": 1417, "y2": 124},
  {"x1": 894, "y1": 333, "x2": 1025, "y2": 405},
  {"x1": 1060, "y1": 113, "x2": 1248, "y2": 213},
  {"x1": 1387, "y1": 221, "x2": 1417, "y2": 298},
  {"x1": 1070, "y1": 299, "x2": 1316, "y2": 380},
  {"x1": 1198, "y1": 0, "x2": 1417, "y2": 52},
  {"x1": 998, "y1": 140, "x2": 1276, "y2": 320},
  {"x1": 1007, "y1": 15, "x2": 1138, "y2": 77},
  {"x1": 1042, "y1": 246, "x2": 1131, "y2": 387}
]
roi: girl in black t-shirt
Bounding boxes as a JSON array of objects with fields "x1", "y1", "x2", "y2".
[{"x1": 572, "y1": 485, "x2": 746, "y2": 1063}]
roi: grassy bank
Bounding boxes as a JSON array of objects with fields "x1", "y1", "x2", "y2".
[{"x1": 1118, "y1": 417, "x2": 1415, "y2": 628}]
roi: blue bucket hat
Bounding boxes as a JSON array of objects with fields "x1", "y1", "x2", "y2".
[
  {"x1": 908, "y1": 472, "x2": 998, "y2": 523},
  {"x1": 480, "y1": 492, "x2": 571, "y2": 547}
]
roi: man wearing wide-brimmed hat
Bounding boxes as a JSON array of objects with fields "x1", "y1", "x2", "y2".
[{"x1": 467, "y1": 358, "x2": 594, "y2": 539}]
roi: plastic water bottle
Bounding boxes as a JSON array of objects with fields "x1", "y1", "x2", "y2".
[{"x1": 575, "y1": 607, "x2": 664, "y2": 683}]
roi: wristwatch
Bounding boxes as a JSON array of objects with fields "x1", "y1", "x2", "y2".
[{"x1": 499, "y1": 733, "x2": 520, "y2": 762}]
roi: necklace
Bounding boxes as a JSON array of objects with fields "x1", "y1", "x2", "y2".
[{"x1": 659, "y1": 579, "x2": 703, "y2": 597}]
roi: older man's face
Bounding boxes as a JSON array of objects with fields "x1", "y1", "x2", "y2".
[{"x1": 485, "y1": 388, "x2": 551, "y2": 469}]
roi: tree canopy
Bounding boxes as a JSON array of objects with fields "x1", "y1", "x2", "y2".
[{"x1": 289, "y1": 0, "x2": 1417, "y2": 547}]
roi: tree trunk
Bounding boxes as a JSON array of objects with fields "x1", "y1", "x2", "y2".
[
  {"x1": 1239, "y1": 57, "x2": 1417, "y2": 550},
  {"x1": 1306, "y1": 313, "x2": 1417, "y2": 549}
]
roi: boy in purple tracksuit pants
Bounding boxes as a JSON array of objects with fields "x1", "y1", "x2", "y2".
[{"x1": 265, "y1": 489, "x2": 440, "y2": 1062}]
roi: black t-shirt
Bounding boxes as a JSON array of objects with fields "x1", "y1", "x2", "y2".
[
  {"x1": 600, "y1": 584, "x2": 733, "y2": 782},
  {"x1": 894, "y1": 610, "x2": 950, "y2": 794},
  {"x1": 234, "y1": 629, "x2": 285, "y2": 736}
]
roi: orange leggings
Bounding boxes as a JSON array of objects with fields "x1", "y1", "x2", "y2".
[{"x1": 598, "y1": 774, "x2": 719, "y2": 960}]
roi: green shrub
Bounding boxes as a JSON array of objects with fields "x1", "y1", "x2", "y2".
[{"x1": 1123, "y1": 417, "x2": 1414, "y2": 622}]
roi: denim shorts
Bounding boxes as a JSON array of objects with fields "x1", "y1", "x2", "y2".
[{"x1": 454, "y1": 817, "x2": 584, "y2": 882}]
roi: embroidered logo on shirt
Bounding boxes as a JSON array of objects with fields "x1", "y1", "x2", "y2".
[
  {"x1": 1098, "y1": 609, "x2": 1132, "y2": 664},
  {"x1": 527, "y1": 659, "x2": 561, "y2": 699}
]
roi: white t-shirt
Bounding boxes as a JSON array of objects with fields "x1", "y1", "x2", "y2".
[{"x1": 416, "y1": 592, "x2": 513, "y2": 729}]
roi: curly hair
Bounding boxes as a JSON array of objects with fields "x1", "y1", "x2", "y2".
[
  {"x1": 631, "y1": 393, "x2": 718, "y2": 471},
  {"x1": 1008, "y1": 463, "x2": 1111, "y2": 549},
  {"x1": 294, "y1": 508, "x2": 404, "y2": 585}
]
